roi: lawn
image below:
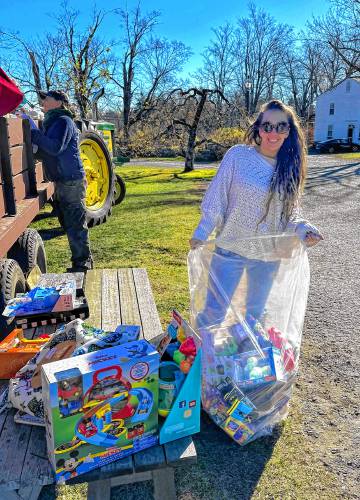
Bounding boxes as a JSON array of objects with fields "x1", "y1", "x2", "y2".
[
  {"x1": 31, "y1": 167, "x2": 215, "y2": 325},
  {"x1": 32, "y1": 166, "x2": 340, "y2": 499}
]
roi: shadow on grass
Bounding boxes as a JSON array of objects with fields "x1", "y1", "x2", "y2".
[
  {"x1": 37, "y1": 227, "x2": 65, "y2": 241},
  {"x1": 174, "y1": 414, "x2": 282, "y2": 500}
]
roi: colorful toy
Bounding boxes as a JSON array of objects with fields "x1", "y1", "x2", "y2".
[
  {"x1": 41, "y1": 340, "x2": 159, "y2": 483},
  {"x1": 158, "y1": 361, "x2": 185, "y2": 417},
  {"x1": 157, "y1": 310, "x2": 202, "y2": 445},
  {"x1": 234, "y1": 347, "x2": 286, "y2": 387}
]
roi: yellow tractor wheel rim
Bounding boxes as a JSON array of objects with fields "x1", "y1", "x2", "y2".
[{"x1": 80, "y1": 138, "x2": 110, "y2": 211}]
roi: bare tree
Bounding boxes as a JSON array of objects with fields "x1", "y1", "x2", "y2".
[
  {"x1": 113, "y1": 5, "x2": 160, "y2": 142},
  {"x1": 55, "y1": 2, "x2": 113, "y2": 118},
  {"x1": 0, "y1": 30, "x2": 64, "y2": 100},
  {"x1": 311, "y1": 0, "x2": 360, "y2": 74},
  {"x1": 234, "y1": 3, "x2": 293, "y2": 112},
  {"x1": 198, "y1": 23, "x2": 236, "y2": 98},
  {"x1": 166, "y1": 88, "x2": 228, "y2": 172}
]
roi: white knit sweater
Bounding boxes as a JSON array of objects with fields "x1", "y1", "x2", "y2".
[{"x1": 192, "y1": 145, "x2": 308, "y2": 256}]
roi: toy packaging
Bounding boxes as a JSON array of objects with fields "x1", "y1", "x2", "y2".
[
  {"x1": 155, "y1": 310, "x2": 202, "y2": 445},
  {"x1": 188, "y1": 234, "x2": 310, "y2": 445},
  {"x1": 3, "y1": 281, "x2": 76, "y2": 317},
  {"x1": 41, "y1": 340, "x2": 159, "y2": 483}
]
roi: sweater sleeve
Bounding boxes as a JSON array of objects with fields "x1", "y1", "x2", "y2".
[
  {"x1": 31, "y1": 118, "x2": 72, "y2": 156},
  {"x1": 192, "y1": 147, "x2": 235, "y2": 240},
  {"x1": 285, "y1": 199, "x2": 308, "y2": 233}
]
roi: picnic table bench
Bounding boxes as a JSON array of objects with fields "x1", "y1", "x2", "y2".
[{"x1": 0, "y1": 268, "x2": 197, "y2": 500}]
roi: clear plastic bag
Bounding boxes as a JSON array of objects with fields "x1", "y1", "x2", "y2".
[{"x1": 188, "y1": 234, "x2": 310, "y2": 445}]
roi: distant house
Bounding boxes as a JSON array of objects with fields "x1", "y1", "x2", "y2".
[{"x1": 314, "y1": 77, "x2": 360, "y2": 143}]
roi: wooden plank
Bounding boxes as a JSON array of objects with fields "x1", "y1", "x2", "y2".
[
  {"x1": 0, "y1": 410, "x2": 32, "y2": 490},
  {"x1": 22, "y1": 120, "x2": 38, "y2": 196},
  {"x1": 9, "y1": 146, "x2": 26, "y2": 176},
  {"x1": 101, "y1": 269, "x2": 121, "y2": 331},
  {"x1": 85, "y1": 269, "x2": 102, "y2": 328},
  {"x1": 164, "y1": 436, "x2": 197, "y2": 467},
  {"x1": 87, "y1": 478, "x2": 111, "y2": 500},
  {"x1": 132, "y1": 268, "x2": 163, "y2": 342},
  {"x1": 117, "y1": 269, "x2": 142, "y2": 334},
  {"x1": 133, "y1": 445, "x2": 167, "y2": 472},
  {"x1": 17, "y1": 483, "x2": 43, "y2": 500},
  {"x1": 0, "y1": 185, "x2": 6, "y2": 218},
  {"x1": 0, "y1": 117, "x2": 17, "y2": 215},
  {"x1": 20, "y1": 426, "x2": 54, "y2": 487},
  {"x1": 0, "y1": 487, "x2": 21, "y2": 500},
  {"x1": 35, "y1": 162, "x2": 44, "y2": 185},
  {"x1": 7, "y1": 118, "x2": 23, "y2": 147},
  {"x1": 153, "y1": 467, "x2": 176, "y2": 500},
  {"x1": 13, "y1": 171, "x2": 30, "y2": 202},
  {"x1": 67, "y1": 454, "x2": 133, "y2": 485},
  {"x1": 110, "y1": 471, "x2": 152, "y2": 486}
]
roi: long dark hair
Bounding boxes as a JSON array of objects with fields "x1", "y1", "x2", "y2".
[{"x1": 244, "y1": 100, "x2": 307, "y2": 227}]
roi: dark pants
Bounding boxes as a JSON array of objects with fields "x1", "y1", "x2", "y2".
[{"x1": 54, "y1": 179, "x2": 93, "y2": 270}]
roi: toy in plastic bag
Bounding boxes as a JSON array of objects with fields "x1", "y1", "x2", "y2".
[{"x1": 188, "y1": 234, "x2": 310, "y2": 445}]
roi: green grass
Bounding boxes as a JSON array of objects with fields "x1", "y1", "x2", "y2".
[
  {"x1": 31, "y1": 167, "x2": 215, "y2": 325},
  {"x1": 32, "y1": 166, "x2": 341, "y2": 499},
  {"x1": 338, "y1": 152, "x2": 360, "y2": 159}
]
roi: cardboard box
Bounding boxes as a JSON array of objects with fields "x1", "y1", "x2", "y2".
[
  {"x1": 41, "y1": 340, "x2": 159, "y2": 483},
  {"x1": 156, "y1": 310, "x2": 202, "y2": 445},
  {"x1": 233, "y1": 347, "x2": 286, "y2": 387}
]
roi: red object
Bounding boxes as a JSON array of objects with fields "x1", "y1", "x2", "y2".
[
  {"x1": 268, "y1": 327, "x2": 285, "y2": 349},
  {"x1": 112, "y1": 403, "x2": 135, "y2": 420},
  {"x1": 179, "y1": 337, "x2": 197, "y2": 357},
  {"x1": 283, "y1": 348, "x2": 295, "y2": 372},
  {"x1": 78, "y1": 421, "x2": 97, "y2": 438},
  {"x1": 0, "y1": 68, "x2": 23, "y2": 116}
]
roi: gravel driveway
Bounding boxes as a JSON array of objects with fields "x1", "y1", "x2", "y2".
[{"x1": 298, "y1": 154, "x2": 360, "y2": 498}]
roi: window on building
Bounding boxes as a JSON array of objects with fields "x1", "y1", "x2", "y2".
[
  {"x1": 327, "y1": 125, "x2": 333, "y2": 139},
  {"x1": 329, "y1": 103, "x2": 335, "y2": 115},
  {"x1": 346, "y1": 80, "x2": 351, "y2": 93}
]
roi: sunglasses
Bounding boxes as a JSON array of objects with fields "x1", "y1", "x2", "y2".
[{"x1": 259, "y1": 121, "x2": 290, "y2": 134}]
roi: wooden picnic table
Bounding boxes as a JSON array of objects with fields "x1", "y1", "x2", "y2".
[{"x1": 0, "y1": 268, "x2": 197, "y2": 500}]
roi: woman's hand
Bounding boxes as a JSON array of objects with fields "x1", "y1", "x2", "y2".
[
  {"x1": 189, "y1": 238, "x2": 204, "y2": 250},
  {"x1": 296, "y1": 222, "x2": 324, "y2": 247}
]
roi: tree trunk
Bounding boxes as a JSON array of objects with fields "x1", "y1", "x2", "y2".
[{"x1": 184, "y1": 129, "x2": 196, "y2": 172}]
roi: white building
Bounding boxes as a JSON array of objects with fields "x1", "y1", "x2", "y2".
[{"x1": 314, "y1": 77, "x2": 360, "y2": 143}]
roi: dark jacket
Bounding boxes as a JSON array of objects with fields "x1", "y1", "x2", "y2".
[{"x1": 31, "y1": 115, "x2": 85, "y2": 182}]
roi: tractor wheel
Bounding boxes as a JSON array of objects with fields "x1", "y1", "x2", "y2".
[
  {"x1": 79, "y1": 131, "x2": 115, "y2": 227},
  {"x1": 8, "y1": 229, "x2": 47, "y2": 276},
  {"x1": 113, "y1": 173, "x2": 126, "y2": 205},
  {"x1": 0, "y1": 259, "x2": 26, "y2": 339}
]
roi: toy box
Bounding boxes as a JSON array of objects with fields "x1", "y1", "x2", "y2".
[
  {"x1": 3, "y1": 281, "x2": 76, "y2": 318},
  {"x1": 154, "y1": 310, "x2": 202, "y2": 445},
  {"x1": 41, "y1": 340, "x2": 159, "y2": 483},
  {"x1": 233, "y1": 347, "x2": 286, "y2": 388}
]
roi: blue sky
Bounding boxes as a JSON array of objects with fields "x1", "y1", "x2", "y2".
[{"x1": 2, "y1": 0, "x2": 330, "y2": 73}]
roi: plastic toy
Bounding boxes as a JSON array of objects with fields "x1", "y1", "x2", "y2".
[
  {"x1": 42, "y1": 340, "x2": 159, "y2": 482},
  {"x1": 158, "y1": 361, "x2": 184, "y2": 417}
]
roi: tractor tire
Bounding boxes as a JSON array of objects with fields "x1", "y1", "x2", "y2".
[
  {"x1": 79, "y1": 131, "x2": 115, "y2": 227},
  {"x1": 8, "y1": 228, "x2": 47, "y2": 276},
  {"x1": 0, "y1": 259, "x2": 26, "y2": 339},
  {"x1": 113, "y1": 173, "x2": 126, "y2": 205}
]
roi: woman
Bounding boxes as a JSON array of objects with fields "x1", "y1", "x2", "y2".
[
  {"x1": 189, "y1": 99, "x2": 323, "y2": 327},
  {"x1": 31, "y1": 90, "x2": 93, "y2": 273}
]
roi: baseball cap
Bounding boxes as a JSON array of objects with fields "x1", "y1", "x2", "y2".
[{"x1": 38, "y1": 89, "x2": 69, "y2": 104}]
